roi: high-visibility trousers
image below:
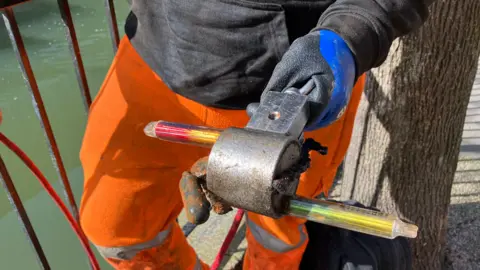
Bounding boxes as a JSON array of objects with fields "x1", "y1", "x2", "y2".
[{"x1": 79, "y1": 36, "x2": 365, "y2": 269}]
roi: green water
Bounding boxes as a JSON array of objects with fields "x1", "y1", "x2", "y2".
[{"x1": 0, "y1": 0, "x2": 131, "y2": 268}]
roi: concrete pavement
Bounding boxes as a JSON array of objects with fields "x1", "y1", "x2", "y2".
[{"x1": 445, "y1": 60, "x2": 480, "y2": 270}]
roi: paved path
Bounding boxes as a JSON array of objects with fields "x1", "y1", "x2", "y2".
[
  {"x1": 182, "y1": 60, "x2": 480, "y2": 269},
  {"x1": 177, "y1": 205, "x2": 246, "y2": 269},
  {"x1": 446, "y1": 60, "x2": 480, "y2": 269}
]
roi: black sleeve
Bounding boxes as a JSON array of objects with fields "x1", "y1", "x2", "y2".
[{"x1": 316, "y1": 0, "x2": 435, "y2": 75}]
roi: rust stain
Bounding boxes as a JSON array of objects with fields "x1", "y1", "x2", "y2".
[
  {"x1": 179, "y1": 171, "x2": 210, "y2": 224},
  {"x1": 211, "y1": 200, "x2": 232, "y2": 214},
  {"x1": 203, "y1": 187, "x2": 232, "y2": 215},
  {"x1": 190, "y1": 156, "x2": 208, "y2": 178},
  {"x1": 180, "y1": 156, "x2": 234, "y2": 224}
]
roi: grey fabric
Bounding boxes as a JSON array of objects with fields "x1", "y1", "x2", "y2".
[
  {"x1": 95, "y1": 224, "x2": 172, "y2": 260},
  {"x1": 127, "y1": 0, "x2": 292, "y2": 109},
  {"x1": 125, "y1": 0, "x2": 434, "y2": 109},
  {"x1": 300, "y1": 201, "x2": 413, "y2": 270},
  {"x1": 246, "y1": 215, "x2": 307, "y2": 253},
  {"x1": 315, "y1": 0, "x2": 434, "y2": 76},
  {"x1": 194, "y1": 256, "x2": 202, "y2": 270}
]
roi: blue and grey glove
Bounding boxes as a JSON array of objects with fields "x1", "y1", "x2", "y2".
[{"x1": 262, "y1": 30, "x2": 357, "y2": 131}]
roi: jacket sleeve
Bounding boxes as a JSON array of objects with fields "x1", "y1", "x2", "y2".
[{"x1": 316, "y1": 0, "x2": 435, "y2": 75}]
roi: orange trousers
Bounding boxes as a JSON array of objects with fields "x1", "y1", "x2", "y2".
[{"x1": 79, "y1": 37, "x2": 365, "y2": 269}]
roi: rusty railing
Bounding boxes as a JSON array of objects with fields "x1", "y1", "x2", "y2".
[{"x1": 0, "y1": 0, "x2": 120, "y2": 268}]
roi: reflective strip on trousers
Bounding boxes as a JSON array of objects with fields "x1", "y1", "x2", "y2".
[
  {"x1": 246, "y1": 216, "x2": 307, "y2": 253},
  {"x1": 193, "y1": 256, "x2": 202, "y2": 270},
  {"x1": 94, "y1": 224, "x2": 172, "y2": 260}
]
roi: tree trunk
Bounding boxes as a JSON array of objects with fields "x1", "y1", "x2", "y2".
[{"x1": 340, "y1": 1, "x2": 480, "y2": 269}]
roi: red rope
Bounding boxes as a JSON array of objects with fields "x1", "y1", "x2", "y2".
[
  {"x1": 211, "y1": 209, "x2": 245, "y2": 270},
  {"x1": 0, "y1": 132, "x2": 100, "y2": 270}
]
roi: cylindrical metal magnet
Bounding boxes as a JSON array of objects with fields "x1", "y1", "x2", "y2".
[{"x1": 207, "y1": 128, "x2": 301, "y2": 218}]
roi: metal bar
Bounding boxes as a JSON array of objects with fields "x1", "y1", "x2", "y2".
[
  {"x1": 0, "y1": 155, "x2": 51, "y2": 270},
  {"x1": 2, "y1": 7, "x2": 80, "y2": 222},
  {"x1": 56, "y1": 0, "x2": 92, "y2": 111},
  {"x1": 105, "y1": 0, "x2": 120, "y2": 53}
]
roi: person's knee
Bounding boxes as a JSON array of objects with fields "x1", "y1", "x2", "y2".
[
  {"x1": 245, "y1": 215, "x2": 308, "y2": 252},
  {"x1": 80, "y1": 201, "x2": 174, "y2": 261},
  {"x1": 80, "y1": 190, "x2": 177, "y2": 249},
  {"x1": 79, "y1": 196, "x2": 125, "y2": 250},
  {"x1": 82, "y1": 219, "x2": 205, "y2": 270},
  {"x1": 243, "y1": 213, "x2": 308, "y2": 269}
]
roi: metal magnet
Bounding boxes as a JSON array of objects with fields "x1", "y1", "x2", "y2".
[{"x1": 207, "y1": 128, "x2": 301, "y2": 218}]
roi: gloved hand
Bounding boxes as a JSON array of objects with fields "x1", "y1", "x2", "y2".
[
  {"x1": 262, "y1": 30, "x2": 357, "y2": 131},
  {"x1": 179, "y1": 156, "x2": 233, "y2": 225}
]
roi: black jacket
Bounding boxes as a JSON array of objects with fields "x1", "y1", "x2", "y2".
[{"x1": 125, "y1": 0, "x2": 434, "y2": 109}]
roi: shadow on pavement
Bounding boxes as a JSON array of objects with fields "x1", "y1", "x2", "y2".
[{"x1": 445, "y1": 202, "x2": 480, "y2": 270}]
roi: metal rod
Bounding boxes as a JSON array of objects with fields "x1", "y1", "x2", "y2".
[
  {"x1": 0, "y1": 155, "x2": 51, "y2": 270},
  {"x1": 144, "y1": 121, "x2": 222, "y2": 147},
  {"x1": 289, "y1": 197, "x2": 418, "y2": 239},
  {"x1": 105, "y1": 0, "x2": 120, "y2": 53},
  {"x1": 56, "y1": 0, "x2": 92, "y2": 111},
  {"x1": 2, "y1": 8, "x2": 80, "y2": 222}
]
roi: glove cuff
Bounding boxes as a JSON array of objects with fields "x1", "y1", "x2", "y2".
[
  {"x1": 304, "y1": 30, "x2": 357, "y2": 130},
  {"x1": 318, "y1": 29, "x2": 356, "y2": 87}
]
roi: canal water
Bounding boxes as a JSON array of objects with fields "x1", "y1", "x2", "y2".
[{"x1": 0, "y1": 0, "x2": 131, "y2": 268}]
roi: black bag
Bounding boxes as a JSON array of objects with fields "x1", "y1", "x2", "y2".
[{"x1": 300, "y1": 202, "x2": 413, "y2": 270}]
